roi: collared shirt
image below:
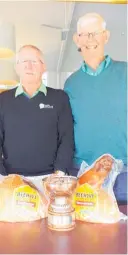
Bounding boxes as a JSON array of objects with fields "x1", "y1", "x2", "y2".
[
  {"x1": 81, "y1": 55, "x2": 111, "y2": 76},
  {"x1": 15, "y1": 82, "x2": 47, "y2": 98}
]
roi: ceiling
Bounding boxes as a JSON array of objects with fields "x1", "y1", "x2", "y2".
[
  {"x1": 0, "y1": 1, "x2": 73, "y2": 71},
  {"x1": 0, "y1": 1, "x2": 127, "y2": 72}
]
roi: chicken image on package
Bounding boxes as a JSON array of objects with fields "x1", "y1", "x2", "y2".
[{"x1": 73, "y1": 154, "x2": 127, "y2": 223}]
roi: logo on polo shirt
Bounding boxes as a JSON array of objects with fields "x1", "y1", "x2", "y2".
[{"x1": 39, "y1": 103, "x2": 53, "y2": 109}]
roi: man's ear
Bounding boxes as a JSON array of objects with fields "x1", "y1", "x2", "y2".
[
  {"x1": 42, "y1": 62, "x2": 46, "y2": 73},
  {"x1": 73, "y1": 33, "x2": 81, "y2": 48},
  {"x1": 14, "y1": 62, "x2": 20, "y2": 76},
  {"x1": 104, "y1": 30, "x2": 110, "y2": 44}
]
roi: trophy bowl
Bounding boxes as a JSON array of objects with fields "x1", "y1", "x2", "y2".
[
  {"x1": 43, "y1": 175, "x2": 77, "y2": 196},
  {"x1": 42, "y1": 175, "x2": 77, "y2": 231}
]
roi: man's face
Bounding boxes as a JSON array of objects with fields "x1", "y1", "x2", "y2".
[
  {"x1": 74, "y1": 19, "x2": 109, "y2": 58},
  {"x1": 16, "y1": 48, "x2": 45, "y2": 83}
]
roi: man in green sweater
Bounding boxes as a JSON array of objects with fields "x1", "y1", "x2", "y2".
[{"x1": 64, "y1": 13, "x2": 127, "y2": 204}]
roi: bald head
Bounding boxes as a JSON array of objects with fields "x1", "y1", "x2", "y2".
[
  {"x1": 77, "y1": 13, "x2": 106, "y2": 34},
  {"x1": 16, "y1": 45, "x2": 44, "y2": 64}
]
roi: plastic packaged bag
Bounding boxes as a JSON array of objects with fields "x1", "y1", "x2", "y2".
[
  {"x1": 73, "y1": 154, "x2": 127, "y2": 223},
  {"x1": 0, "y1": 174, "x2": 49, "y2": 222}
]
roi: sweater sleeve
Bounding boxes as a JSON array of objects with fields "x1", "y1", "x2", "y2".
[
  {"x1": 54, "y1": 91, "x2": 74, "y2": 174},
  {"x1": 0, "y1": 94, "x2": 7, "y2": 175}
]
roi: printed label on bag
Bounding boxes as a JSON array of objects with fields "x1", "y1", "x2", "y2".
[
  {"x1": 13, "y1": 185, "x2": 40, "y2": 211},
  {"x1": 73, "y1": 183, "x2": 97, "y2": 219}
]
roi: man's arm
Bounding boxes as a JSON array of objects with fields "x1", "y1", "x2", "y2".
[
  {"x1": 54, "y1": 91, "x2": 74, "y2": 174},
  {"x1": 0, "y1": 94, "x2": 6, "y2": 175}
]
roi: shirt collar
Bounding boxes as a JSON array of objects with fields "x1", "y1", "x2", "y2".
[
  {"x1": 81, "y1": 55, "x2": 111, "y2": 76},
  {"x1": 15, "y1": 82, "x2": 47, "y2": 98}
]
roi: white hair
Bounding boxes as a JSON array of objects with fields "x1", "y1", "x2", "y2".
[
  {"x1": 77, "y1": 13, "x2": 106, "y2": 34},
  {"x1": 16, "y1": 45, "x2": 44, "y2": 63}
]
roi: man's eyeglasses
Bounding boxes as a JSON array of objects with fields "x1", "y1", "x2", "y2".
[
  {"x1": 78, "y1": 30, "x2": 105, "y2": 39},
  {"x1": 17, "y1": 59, "x2": 43, "y2": 65}
]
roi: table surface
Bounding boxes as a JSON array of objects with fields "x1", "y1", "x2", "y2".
[{"x1": 0, "y1": 205, "x2": 127, "y2": 254}]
